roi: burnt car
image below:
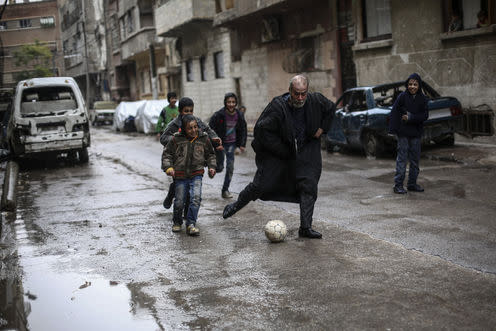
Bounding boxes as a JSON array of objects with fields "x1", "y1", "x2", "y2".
[
  {"x1": 7, "y1": 77, "x2": 91, "y2": 162},
  {"x1": 326, "y1": 81, "x2": 463, "y2": 157},
  {"x1": 90, "y1": 100, "x2": 117, "y2": 126}
]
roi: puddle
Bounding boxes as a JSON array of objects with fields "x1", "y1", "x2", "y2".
[{"x1": 2, "y1": 214, "x2": 161, "y2": 331}]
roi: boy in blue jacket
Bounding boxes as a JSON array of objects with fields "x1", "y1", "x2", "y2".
[{"x1": 388, "y1": 73, "x2": 429, "y2": 194}]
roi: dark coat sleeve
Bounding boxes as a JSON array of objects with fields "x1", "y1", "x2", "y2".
[
  {"x1": 388, "y1": 93, "x2": 405, "y2": 134},
  {"x1": 198, "y1": 117, "x2": 219, "y2": 141},
  {"x1": 160, "y1": 119, "x2": 180, "y2": 146},
  {"x1": 252, "y1": 103, "x2": 293, "y2": 160},
  {"x1": 236, "y1": 111, "x2": 248, "y2": 148},
  {"x1": 313, "y1": 92, "x2": 335, "y2": 134},
  {"x1": 204, "y1": 138, "x2": 216, "y2": 170}
]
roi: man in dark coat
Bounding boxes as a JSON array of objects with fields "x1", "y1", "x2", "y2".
[{"x1": 222, "y1": 75, "x2": 335, "y2": 238}]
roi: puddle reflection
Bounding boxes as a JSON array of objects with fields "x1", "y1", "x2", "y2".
[
  {"x1": 4, "y1": 212, "x2": 161, "y2": 331},
  {"x1": 23, "y1": 262, "x2": 160, "y2": 331}
]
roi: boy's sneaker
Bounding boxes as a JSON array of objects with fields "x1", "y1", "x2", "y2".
[
  {"x1": 222, "y1": 190, "x2": 233, "y2": 199},
  {"x1": 172, "y1": 224, "x2": 182, "y2": 232},
  {"x1": 186, "y1": 225, "x2": 200, "y2": 236}
]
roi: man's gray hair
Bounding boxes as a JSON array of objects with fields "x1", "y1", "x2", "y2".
[{"x1": 289, "y1": 75, "x2": 309, "y2": 90}]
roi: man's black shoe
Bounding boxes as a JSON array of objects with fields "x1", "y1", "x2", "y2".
[
  {"x1": 393, "y1": 186, "x2": 407, "y2": 194},
  {"x1": 223, "y1": 202, "x2": 238, "y2": 219},
  {"x1": 407, "y1": 184, "x2": 424, "y2": 192},
  {"x1": 298, "y1": 227, "x2": 322, "y2": 239}
]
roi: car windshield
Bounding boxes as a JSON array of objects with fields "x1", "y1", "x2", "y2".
[
  {"x1": 94, "y1": 101, "x2": 117, "y2": 110},
  {"x1": 20, "y1": 86, "x2": 78, "y2": 116},
  {"x1": 372, "y1": 83, "x2": 405, "y2": 107}
]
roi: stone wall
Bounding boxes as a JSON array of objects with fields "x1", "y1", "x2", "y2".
[{"x1": 352, "y1": 0, "x2": 496, "y2": 111}]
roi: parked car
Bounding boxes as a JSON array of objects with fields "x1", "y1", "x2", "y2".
[
  {"x1": 7, "y1": 77, "x2": 91, "y2": 162},
  {"x1": 326, "y1": 81, "x2": 463, "y2": 157},
  {"x1": 90, "y1": 100, "x2": 117, "y2": 126}
]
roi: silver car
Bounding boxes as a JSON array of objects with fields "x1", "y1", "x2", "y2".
[{"x1": 7, "y1": 77, "x2": 91, "y2": 162}]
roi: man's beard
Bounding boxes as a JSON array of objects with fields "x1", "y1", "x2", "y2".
[{"x1": 290, "y1": 98, "x2": 306, "y2": 108}]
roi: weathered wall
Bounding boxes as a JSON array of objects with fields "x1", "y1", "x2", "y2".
[
  {"x1": 181, "y1": 28, "x2": 235, "y2": 122},
  {"x1": 229, "y1": 0, "x2": 340, "y2": 126},
  {"x1": 353, "y1": 0, "x2": 496, "y2": 110}
]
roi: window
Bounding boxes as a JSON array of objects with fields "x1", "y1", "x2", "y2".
[
  {"x1": 362, "y1": 0, "x2": 391, "y2": 40},
  {"x1": 214, "y1": 51, "x2": 224, "y2": 79},
  {"x1": 200, "y1": 56, "x2": 207, "y2": 81},
  {"x1": 0, "y1": 22, "x2": 7, "y2": 30},
  {"x1": 40, "y1": 16, "x2": 55, "y2": 28},
  {"x1": 110, "y1": 15, "x2": 120, "y2": 50},
  {"x1": 19, "y1": 19, "x2": 32, "y2": 28},
  {"x1": 126, "y1": 10, "x2": 134, "y2": 34},
  {"x1": 445, "y1": 0, "x2": 494, "y2": 32},
  {"x1": 186, "y1": 59, "x2": 194, "y2": 82}
]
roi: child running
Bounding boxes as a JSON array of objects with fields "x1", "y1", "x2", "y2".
[{"x1": 162, "y1": 114, "x2": 217, "y2": 236}]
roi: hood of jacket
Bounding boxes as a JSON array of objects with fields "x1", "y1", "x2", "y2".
[{"x1": 405, "y1": 73, "x2": 423, "y2": 94}]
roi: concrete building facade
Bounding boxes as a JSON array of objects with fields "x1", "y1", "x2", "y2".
[
  {"x1": 350, "y1": 0, "x2": 496, "y2": 111},
  {"x1": 214, "y1": 0, "x2": 341, "y2": 126},
  {"x1": 59, "y1": 0, "x2": 109, "y2": 105},
  {"x1": 156, "y1": 0, "x2": 236, "y2": 120},
  {"x1": 0, "y1": 0, "x2": 63, "y2": 88},
  {"x1": 117, "y1": 0, "x2": 165, "y2": 101}
]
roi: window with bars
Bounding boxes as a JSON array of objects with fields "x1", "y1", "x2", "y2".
[
  {"x1": 444, "y1": 0, "x2": 494, "y2": 32},
  {"x1": 362, "y1": 0, "x2": 392, "y2": 40},
  {"x1": 19, "y1": 19, "x2": 32, "y2": 28},
  {"x1": 40, "y1": 16, "x2": 55, "y2": 28}
]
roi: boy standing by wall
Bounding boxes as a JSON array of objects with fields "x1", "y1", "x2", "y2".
[
  {"x1": 389, "y1": 73, "x2": 429, "y2": 194},
  {"x1": 209, "y1": 93, "x2": 247, "y2": 199}
]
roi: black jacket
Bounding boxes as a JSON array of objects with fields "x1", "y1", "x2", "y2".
[
  {"x1": 252, "y1": 92, "x2": 335, "y2": 202},
  {"x1": 389, "y1": 73, "x2": 429, "y2": 137},
  {"x1": 208, "y1": 108, "x2": 247, "y2": 148},
  {"x1": 159, "y1": 115, "x2": 218, "y2": 146}
]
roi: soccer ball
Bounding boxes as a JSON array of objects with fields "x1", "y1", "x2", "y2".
[{"x1": 264, "y1": 220, "x2": 287, "y2": 243}]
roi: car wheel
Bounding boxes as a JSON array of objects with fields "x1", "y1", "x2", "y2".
[
  {"x1": 79, "y1": 147, "x2": 89, "y2": 163},
  {"x1": 363, "y1": 131, "x2": 383, "y2": 158}
]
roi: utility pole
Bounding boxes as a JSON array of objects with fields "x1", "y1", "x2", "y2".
[{"x1": 82, "y1": 0, "x2": 90, "y2": 107}]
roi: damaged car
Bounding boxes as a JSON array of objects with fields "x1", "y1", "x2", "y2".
[
  {"x1": 90, "y1": 100, "x2": 117, "y2": 126},
  {"x1": 326, "y1": 81, "x2": 463, "y2": 157},
  {"x1": 7, "y1": 77, "x2": 91, "y2": 163}
]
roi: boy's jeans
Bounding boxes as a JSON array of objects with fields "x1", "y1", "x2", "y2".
[
  {"x1": 216, "y1": 142, "x2": 236, "y2": 192},
  {"x1": 173, "y1": 175, "x2": 203, "y2": 226},
  {"x1": 394, "y1": 136, "x2": 421, "y2": 187}
]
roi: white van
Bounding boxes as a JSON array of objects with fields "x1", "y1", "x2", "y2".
[{"x1": 7, "y1": 77, "x2": 91, "y2": 162}]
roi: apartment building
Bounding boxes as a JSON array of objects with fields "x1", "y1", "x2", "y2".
[{"x1": 0, "y1": 0, "x2": 63, "y2": 88}]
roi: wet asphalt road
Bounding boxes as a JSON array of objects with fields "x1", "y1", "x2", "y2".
[{"x1": 1, "y1": 126, "x2": 496, "y2": 330}]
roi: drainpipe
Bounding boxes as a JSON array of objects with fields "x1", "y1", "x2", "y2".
[{"x1": 82, "y1": 0, "x2": 90, "y2": 107}]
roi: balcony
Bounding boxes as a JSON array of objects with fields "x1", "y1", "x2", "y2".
[
  {"x1": 213, "y1": 0, "x2": 287, "y2": 26},
  {"x1": 155, "y1": 0, "x2": 216, "y2": 37},
  {"x1": 120, "y1": 27, "x2": 156, "y2": 61}
]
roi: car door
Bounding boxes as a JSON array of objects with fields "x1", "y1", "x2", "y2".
[
  {"x1": 327, "y1": 93, "x2": 349, "y2": 145},
  {"x1": 345, "y1": 90, "x2": 368, "y2": 146}
]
